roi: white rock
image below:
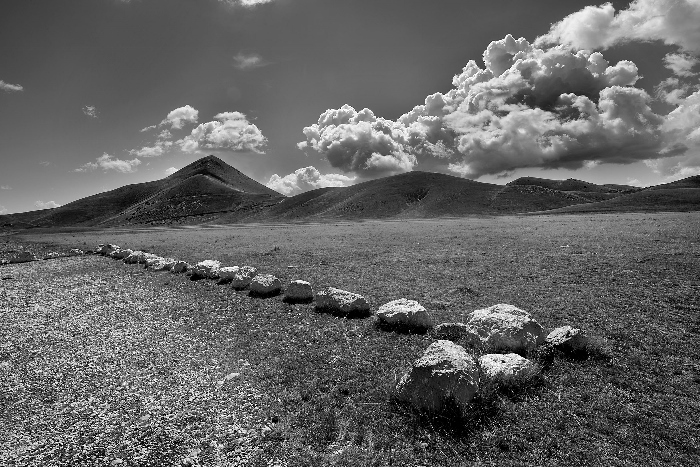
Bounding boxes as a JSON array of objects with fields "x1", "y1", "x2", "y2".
[
  {"x1": 143, "y1": 255, "x2": 165, "y2": 267},
  {"x1": 472, "y1": 303, "x2": 531, "y2": 318},
  {"x1": 9, "y1": 251, "x2": 39, "y2": 263},
  {"x1": 147, "y1": 257, "x2": 176, "y2": 271},
  {"x1": 315, "y1": 287, "x2": 370, "y2": 316},
  {"x1": 376, "y1": 299, "x2": 433, "y2": 329},
  {"x1": 395, "y1": 340, "x2": 479, "y2": 415},
  {"x1": 479, "y1": 353, "x2": 536, "y2": 382},
  {"x1": 545, "y1": 326, "x2": 589, "y2": 354},
  {"x1": 69, "y1": 249, "x2": 84, "y2": 255},
  {"x1": 231, "y1": 266, "x2": 257, "y2": 289},
  {"x1": 249, "y1": 274, "x2": 282, "y2": 296},
  {"x1": 218, "y1": 266, "x2": 240, "y2": 282},
  {"x1": 139, "y1": 253, "x2": 160, "y2": 265},
  {"x1": 191, "y1": 260, "x2": 221, "y2": 279},
  {"x1": 123, "y1": 251, "x2": 146, "y2": 264},
  {"x1": 284, "y1": 280, "x2": 314, "y2": 302},
  {"x1": 171, "y1": 261, "x2": 190, "y2": 274},
  {"x1": 111, "y1": 249, "x2": 132, "y2": 259},
  {"x1": 467, "y1": 305, "x2": 545, "y2": 353}
]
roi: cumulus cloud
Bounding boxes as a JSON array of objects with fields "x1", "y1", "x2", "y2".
[
  {"x1": 220, "y1": 0, "x2": 276, "y2": 7},
  {"x1": 535, "y1": 0, "x2": 700, "y2": 54},
  {"x1": 0, "y1": 80, "x2": 23, "y2": 92},
  {"x1": 178, "y1": 111, "x2": 267, "y2": 153},
  {"x1": 162, "y1": 105, "x2": 199, "y2": 129},
  {"x1": 158, "y1": 129, "x2": 172, "y2": 139},
  {"x1": 129, "y1": 140, "x2": 173, "y2": 158},
  {"x1": 141, "y1": 125, "x2": 157, "y2": 132},
  {"x1": 0, "y1": 205, "x2": 7, "y2": 215},
  {"x1": 75, "y1": 153, "x2": 142, "y2": 173},
  {"x1": 0, "y1": 185, "x2": 11, "y2": 190},
  {"x1": 82, "y1": 105, "x2": 98, "y2": 119},
  {"x1": 233, "y1": 52, "x2": 267, "y2": 70},
  {"x1": 266, "y1": 166, "x2": 356, "y2": 195},
  {"x1": 301, "y1": 35, "x2": 677, "y2": 179},
  {"x1": 664, "y1": 53, "x2": 698, "y2": 77},
  {"x1": 165, "y1": 167, "x2": 178, "y2": 176},
  {"x1": 35, "y1": 200, "x2": 61, "y2": 209}
]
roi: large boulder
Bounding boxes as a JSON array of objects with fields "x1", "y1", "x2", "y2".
[
  {"x1": 249, "y1": 274, "x2": 282, "y2": 297},
  {"x1": 433, "y1": 323, "x2": 481, "y2": 348},
  {"x1": 545, "y1": 326, "x2": 589, "y2": 355},
  {"x1": 191, "y1": 260, "x2": 221, "y2": 279},
  {"x1": 376, "y1": 299, "x2": 433, "y2": 330},
  {"x1": 218, "y1": 266, "x2": 240, "y2": 282},
  {"x1": 123, "y1": 251, "x2": 146, "y2": 264},
  {"x1": 284, "y1": 280, "x2": 314, "y2": 303},
  {"x1": 315, "y1": 287, "x2": 370, "y2": 316},
  {"x1": 171, "y1": 261, "x2": 190, "y2": 274},
  {"x1": 467, "y1": 304, "x2": 544, "y2": 353},
  {"x1": 147, "y1": 257, "x2": 176, "y2": 272},
  {"x1": 231, "y1": 266, "x2": 257, "y2": 289},
  {"x1": 395, "y1": 340, "x2": 479, "y2": 416},
  {"x1": 9, "y1": 251, "x2": 39, "y2": 264},
  {"x1": 478, "y1": 353, "x2": 536, "y2": 383}
]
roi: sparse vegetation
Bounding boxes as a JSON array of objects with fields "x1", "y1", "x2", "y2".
[{"x1": 1, "y1": 212, "x2": 699, "y2": 465}]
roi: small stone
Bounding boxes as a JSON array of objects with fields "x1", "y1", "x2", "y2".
[
  {"x1": 545, "y1": 326, "x2": 589, "y2": 355},
  {"x1": 284, "y1": 280, "x2": 314, "y2": 303},
  {"x1": 376, "y1": 299, "x2": 433, "y2": 330},
  {"x1": 315, "y1": 287, "x2": 370, "y2": 316},
  {"x1": 249, "y1": 274, "x2": 282, "y2": 297}
]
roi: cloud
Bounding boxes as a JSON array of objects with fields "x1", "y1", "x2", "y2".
[
  {"x1": 141, "y1": 125, "x2": 157, "y2": 132},
  {"x1": 535, "y1": 0, "x2": 700, "y2": 54},
  {"x1": 220, "y1": 0, "x2": 276, "y2": 7},
  {"x1": 165, "y1": 167, "x2": 178, "y2": 176},
  {"x1": 34, "y1": 200, "x2": 61, "y2": 209},
  {"x1": 128, "y1": 140, "x2": 173, "y2": 157},
  {"x1": 82, "y1": 105, "x2": 98, "y2": 119},
  {"x1": 664, "y1": 53, "x2": 698, "y2": 77},
  {"x1": 0, "y1": 80, "x2": 23, "y2": 92},
  {"x1": 233, "y1": 52, "x2": 268, "y2": 70},
  {"x1": 0, "y1": 185, "x2": 11, "y2": 190},
  {"x1": 75, "y1": 153, "x2": 142, "y2": 173},
  {"x1": 266, "y1": 166, "x2": 356, "y2": 195},
  {"x1": 300, "y1": 35, "x2": 675, "y2": 179},
  {"x1": 39, "y1": 161, "x2": 50, "y2": 166},
  {"x1": 0, "y1": 205, "x2": 7, "y2": 215},
  {"x1": 178, "y1": 111, "x2": 267, "y2": 153},
  {"x1": 161, "y1": 105, "x2": 199, "y2": 129},
  {"x1": 157, "y1": 129, "x2": 172, "y2": 139}
]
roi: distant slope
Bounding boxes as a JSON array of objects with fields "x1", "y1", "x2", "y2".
[{"x1": 507, "y1": 176, "x2": 636, "y2": 193}]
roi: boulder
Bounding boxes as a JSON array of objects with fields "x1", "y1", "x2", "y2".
[
  {"x1": 191, "y1": 260, "x2": 221, "y2": 279},
  {"x1": 171, "y1": 261, "x2": 190, "y2": 274},
  {"x1": 433, "y1": 323, "x2": 481, "y2": 348},
  {"x1": 123, "y1": 251, "x2": 146, "y2": 264},
  {"x1": 218, "y1": 266, "x2": 240, "y2": 282},
  {"x1": 111, "y1": 249, "x2": 132, "y2": 260},
  {"x1": 97, "y1": 244, "x2": 120, "y2": 256},
  {"x1": 478, "y1": 353, "x2": 536, "y2": 382},
  {"x1": 143, "y1": 255, "x2": 165, "y2": 268},
  {"x1": 395, "y1": 340, "x2": 479, "y2": 416},
  {"x1": 69, "y1": 249, "x2": 84, "y2": 255},
  {"x1": 231, "y1": 266, "x2": 257, "y2": 289},
  {"x1": 284, "y1": 280, "x2": 314, "y2": 303},
  {"x1": 545, "y1": 326, "x2": 589, "y2": 355},
  {"x1": 315, "y1": 287, "x2": 370, "y2": 316},
  {"x1": 9, "y1": 251, "x2": 39, "y2": 263},
  {"x1": 376, "y1": 299, "x2": 433, "y2": 330},
  {"x1": 472, "y1": 303, "x2": 531, "y2": 318},
  {"x1": 249, "y1": 274, "x2": 282, "y2": 297},
  {"x1": 147, "y1": 257, "x2": 176, "y2": 272},
  {"x1": 467, "y1": 305, "x2": 545, "y2": 353},
  {"x1": 139, "y1": 253, "x2": 160, "y2": 265}
]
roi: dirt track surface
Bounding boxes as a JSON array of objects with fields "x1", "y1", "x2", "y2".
[{"x1": 0, "y1": 256, "x2": 278, "y2": 466}]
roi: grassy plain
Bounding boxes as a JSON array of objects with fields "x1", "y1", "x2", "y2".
[{"x1": 2, "y1": 213, "x2": 699, "y2": 466}]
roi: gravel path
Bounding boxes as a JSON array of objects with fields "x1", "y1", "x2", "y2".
[{"x1": 0, "y1": 256, "x2": 279, "y2": 466}]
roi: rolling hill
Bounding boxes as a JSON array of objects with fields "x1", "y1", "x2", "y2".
[{"x1": 2, "y1": 156, "x2": 699, "y2": 229}]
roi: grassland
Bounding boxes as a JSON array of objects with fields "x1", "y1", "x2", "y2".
[{"x1": 2, "y1": 213, "x2": 699, "y2": 466}]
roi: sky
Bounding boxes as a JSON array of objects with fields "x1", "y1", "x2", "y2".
[{"x1": 1, "y1": 0, "x2": 700, "y2": 214}]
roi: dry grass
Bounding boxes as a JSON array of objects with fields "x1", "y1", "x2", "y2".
[{"x1": 2, "y1": 212, "x2": 700, "y2": 466}]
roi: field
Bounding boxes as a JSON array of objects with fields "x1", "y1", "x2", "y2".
[{"x1": 1, "y1": 213, "x2": 699, "y2": 466}]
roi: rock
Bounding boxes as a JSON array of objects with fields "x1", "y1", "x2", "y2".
[
  {"x1": 315, "y1": 287, "x2": 370, "y2": 316},
  {"x1": 218, "y1": 266, "x2": 240, "y2": 282},
  {"x1": 433, "y1": 323, "x2": 481, "y2": 348},
  {"x1": 467, "y1": 305, "x2": 545, "y2": 353},
  {"x1": 545, "y1": 326, "x2": 589, "y2": 355},
  {"x1": 395, "y1": 340, "x2": 479, "y2": 416},
  {"x1": 249, "y1": 274, "x2": 282, "y2": 297},
  {"x1": 123, "y1": 251, "x2": 146, "y2": 264},
  {"x1": 376, "y1": 299, "x2": 433, "y2": 330},
  {"x1": 111, "y1": 249, "x2": 132, "y2": 260},
  {"x1": 171, "y1": 261, "x2": 190, "y2": 274},
  {"x1": 139, "y1": 253, "x2": 160, "y2": 265},
  {"x1": 191, "y1": 260, "x2": 222, "y2": 279},
  {"x1": 284, "y1": 280, "x2": 314, "y2": 303},
  {"x1": 472, "y1": 303, "x2": 531, "y2": 318},
  {"x1": 147, "y1": 257, "x2": 176, "y2": 271},
  {"x1": 143, "y1": 255, "x2": 165, "y2": 268},
  {"x1": 479, "y1": 353, "x2": 536, "y2": 382},
  {"x1": 9, "y1": 251, "x2": 38, "y2": 263},
  {"x1": 231, "y1": 266, "x2": 257, "y2": 289},
  {"x1": 69, "y1": 249, "x2": 84, "y2": 255},
  {"x1": 97, "y1": 244, "x2": 120, "y2": 256}
]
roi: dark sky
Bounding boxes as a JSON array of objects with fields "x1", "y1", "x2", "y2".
[{"x1": 1, "y1": 0, "x2": 697, "y2": 213}]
